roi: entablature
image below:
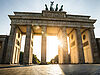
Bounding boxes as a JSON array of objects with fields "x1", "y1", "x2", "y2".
[
  {"x1": 8, "y1": 10, "x2": 96, "y2": 28},
  {"x1": 11, "y1": 19, "x2": 94, "y2": 28}
]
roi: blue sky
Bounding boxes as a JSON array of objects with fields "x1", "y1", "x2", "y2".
[{"x1": 0, "y1": 0, "x2": 100, "y2": 37}]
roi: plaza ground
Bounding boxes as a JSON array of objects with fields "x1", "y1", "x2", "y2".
[{"x1": 0, "y1": 64, "x2": 100, "y2": 75}]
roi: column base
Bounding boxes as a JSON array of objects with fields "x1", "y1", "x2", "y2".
[
  {"x1": 23, "y1": 63, "x2": 33, "y2": 65},
  {"x1": 39, "y1": 62, "x2": 47, "y2": 65}
]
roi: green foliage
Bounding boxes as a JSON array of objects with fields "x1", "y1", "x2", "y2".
[
  {"x1": 50, "y1": 55, "x2": 58, "y2": 64},
  {"x1": 54, "y1": 55, "x2": 58, "y2": 63},
  {"x1": 19, "y1": 51, "x2": 40, "y2": 64},
  {"x1": 47, "y1": 62, "x2": 51, "y2": 64},
  {"x1": 19, "y1": 52, "x2": 24, "y2": 64},
  {"x1": 32, "y1": 54, "x2": 40, "y2": 64}
]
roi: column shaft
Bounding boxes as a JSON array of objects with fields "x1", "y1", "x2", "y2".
[
  {"x1": 58, "y1": 27, "x2": 69, "y2": 64},
  {"x1": 5, "y1": 25, "x2": 17, "y2": 64},
  {"x1": 17, "y1": 34, "x2": 22, "y2": 63},
  {"x1": 75, "y1": 28, "x2": 85, "y2": 63},
  {"x1": 58, "y1": 32, "x2": 63, "y2": 64},
  {"x1": 62, "y1": 27, "x2": 69, "y2": 63},
  {"x1": 23, "y1": 26, "x2": 33, "y2": 64},
  {"x1": 88, "y1": 29, "x2": 100, "y2": 63},
  {"x1": 41, "y1": 26, "x2": 47, "y2": 64},
  {"x1": 0, "y1": 41, "x2": 5, "y2": 63}
]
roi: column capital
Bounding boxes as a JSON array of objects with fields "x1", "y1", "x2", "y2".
[
  {"x1": 10, "y1": 24, "x2": 17, "y2": 27},
  {"x1": 88, "y1": 28, "x2": 95, "y2": 31},
  {"x1": 41, "y1": 26, "x2": 47, "y2": 35},
  {"x1": 41, "y1": 26, "x2": 47, "y2": 30},
  {"x1": 74, "y1": 27, "x2": 81, "y2": 30},
  {"x1": 59, "y1": 26, "x2": 67, "y2": 30}
]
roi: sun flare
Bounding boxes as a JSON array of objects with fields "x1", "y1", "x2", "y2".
[{"x1": 20, "y1": 35, "x2": 70, "y2": 62}]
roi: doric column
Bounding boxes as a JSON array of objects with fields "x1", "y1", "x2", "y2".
[
  {"x1": 58, "y1": 31, "x2": 63, "y2": 64},
  {"x1": 14, "y1": 30, "x2": 22, "y2": 64},
  {"x1": 23, "y1": 26, "x2": 33, "y2": 64},
  {"x1": 58, "y1": 27, "x2": 69, "y2": 64},
  {"x1": 5, "y1": 25, "x2": 17, "y2": 64},
  {"x1": 61, "y1": 27, "x2": 69, "y2": 63},
  {"x1": 41, "y1": 26, "x2": 47, "y2": 64},
  {"x1": 17, "y1": 33, "x2": 22, "y2": 64},
  {"x1": 0, "y1": 41, "x2": 5, "y2": 63},
  {"x1": 75, "y1": 28, "x2": 85, "y2": 63},
  {"x1": 88, "y1": 28, "x2": 100, "y2": 63}
]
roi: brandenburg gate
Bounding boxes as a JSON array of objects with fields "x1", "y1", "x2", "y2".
[{"x1": 4, "y1": 4, "x2": 100, "y2": 64}]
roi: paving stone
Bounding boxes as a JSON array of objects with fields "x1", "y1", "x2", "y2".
[{"x1": 0, "y1": 64, "x2": 100, "y2": 75}]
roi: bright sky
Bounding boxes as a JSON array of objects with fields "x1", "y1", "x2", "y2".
[
  {"x1": 20, "y1": 35, "x2": 59, "y2": 62},
  {"x1": 0, "y1": 0, "x2": 100, "y2": 61}
]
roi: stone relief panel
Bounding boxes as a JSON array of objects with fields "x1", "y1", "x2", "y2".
[{"x1": 42, "y1": 11, "x2": 66, "y2": 18}]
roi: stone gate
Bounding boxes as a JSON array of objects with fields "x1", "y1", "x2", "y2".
[{"x1": 2, "y1": 10, "x2": 100, "y2": 64}]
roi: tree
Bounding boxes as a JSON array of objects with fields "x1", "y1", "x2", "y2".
[
  {"x1": 19, "y1": 52, "x2": 24, "y2": 64},
  {"x1": 19, "y1": 51, "x2": 40, "y2": 64},
  {"x1": 32, "y1": 54, "x2": 40, "y2": 64},
  {"x1": 54, "y1": 55, "x2": 58, "y2": 64},
  {"x1": 50, "y1": 55, "x2": 58, "y2": 64}
]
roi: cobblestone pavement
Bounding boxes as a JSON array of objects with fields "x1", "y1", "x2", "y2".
[{"x1": 0, "y1": 64, "x2": 100, "y2": 75}]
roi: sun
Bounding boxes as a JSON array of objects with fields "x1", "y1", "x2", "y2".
[{"x1": 57, "y1": 38, "x2": 63, "y2": 48}]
